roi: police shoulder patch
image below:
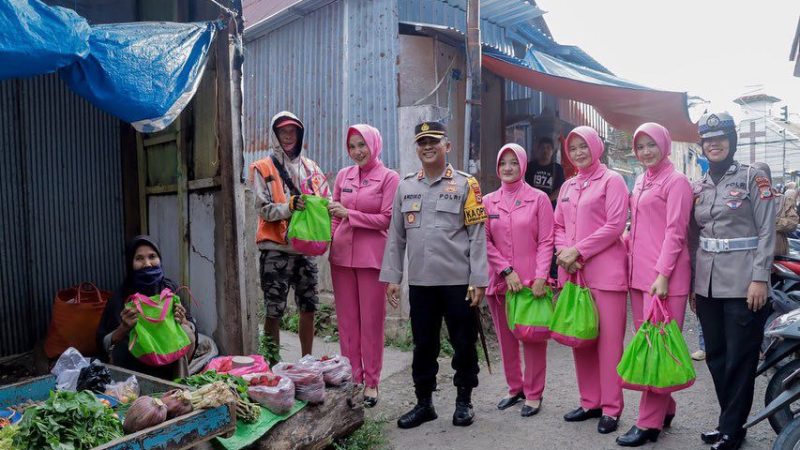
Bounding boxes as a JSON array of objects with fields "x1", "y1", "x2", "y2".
[
  {"x1": 465, "y1": 176, "x2": 483, "y2": 204},
  {"x1": 755, "y1": 176, "x2": 771, "y2": 189}
]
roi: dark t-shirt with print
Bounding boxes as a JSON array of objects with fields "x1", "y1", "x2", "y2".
[{"x1": 525, "y1": 161, "x2": 565, "y2": 198}]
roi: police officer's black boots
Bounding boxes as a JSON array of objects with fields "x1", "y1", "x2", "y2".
[
  {"x1": 397, "y1": 396, "x2": 437, "y2": 429},
  {"x1": 452, "y1": 387, "x2": 475, "y2": 426}
]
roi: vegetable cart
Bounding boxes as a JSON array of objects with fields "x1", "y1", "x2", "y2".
[{"x1": 0, "y1": 364, "x2": 235, "y2": 450}]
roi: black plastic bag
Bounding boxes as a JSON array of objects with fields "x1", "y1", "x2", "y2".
[{"x1": 76, "y1": 361, "x2": 112, "y2": 392}]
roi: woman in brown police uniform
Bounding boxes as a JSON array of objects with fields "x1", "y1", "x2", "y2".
[{"x1": 689, "y1": 112, "x2": 776, "y2": 450}]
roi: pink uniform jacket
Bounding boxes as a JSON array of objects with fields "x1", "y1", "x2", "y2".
[
  {"x1": 628, "y1": 123, "x2": 693, "y2": 296},
  {"x1": 554, "y1": 127, "x2": 629, "y2": 292},
  {"x1": 485, "y1": 144, "x2": 555, "y2": 296},
  {"x1": 329, "y1": 124, "x2": 400, "y2": 270}
]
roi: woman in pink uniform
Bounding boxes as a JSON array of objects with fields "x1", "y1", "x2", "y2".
[
  {"x1": 328, "y1": 124, "x2": 400, "y2": 407},
  {"x1": 554, "y1": 126, "x2": 629, "y2": 434},
  {"x1": 616, "y1": 123, "x2": 693, "y2": 447},
  {"x1": 484, "y1": 143, "x2": 554, "y2": 417}
]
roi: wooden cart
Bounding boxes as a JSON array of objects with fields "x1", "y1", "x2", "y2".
[{"x1": 0, "y1": 364, "x2": 235, "y2": 450}]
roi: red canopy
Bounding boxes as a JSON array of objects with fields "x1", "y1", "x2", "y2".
[{"x1": 483, "y1": 55, "x2": 699, "y2": 142}]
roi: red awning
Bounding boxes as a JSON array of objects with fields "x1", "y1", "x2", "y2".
[{"x1": 484, "y1": 54, "x2": 699, "y2": 142}]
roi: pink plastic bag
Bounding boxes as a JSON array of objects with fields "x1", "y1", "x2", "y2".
[
  {"x1": 247, "y1": 376, "x2": 295, "y2": 415},
  {"x1": 204, "y1": 355, "x2": 270, "y2": 377},
  {"x1": 272, "y1": 362, "x2": 325, "y2": 404},
  {"x1": 300, "y1": 355, "x2": 352, "y2": 386}
]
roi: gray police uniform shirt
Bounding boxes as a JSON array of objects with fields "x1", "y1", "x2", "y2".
[
  {"x1": 379, "y1": 164, "x2": 489, "y2": 287},
  {"x1": 689, "y1": 162, "x2": 777, "y2": 298}
]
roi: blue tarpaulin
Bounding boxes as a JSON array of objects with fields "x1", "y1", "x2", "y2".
[
  {"x1": 1, "y1": 0, "x2": 219, "y2": 132},
  {"x1": 60, "y1": 22, "x2": 218, "y2": 132},
  {"x1": 0, "y1": 0, "x2": 90, "y2": 79}
]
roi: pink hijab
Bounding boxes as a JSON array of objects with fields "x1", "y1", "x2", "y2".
[
  {"x1": 566, "y1": 126, "x2": 605, "y2": 180},
  {"x1": 633, "y1": 122, "x2": 673, "y2": 181},
  {"x1": 346, "y1": 124, "x2": 383, "y2": 174},
  {"x1": 496, "y1": 143, "x2": 528, "y2": 204}
]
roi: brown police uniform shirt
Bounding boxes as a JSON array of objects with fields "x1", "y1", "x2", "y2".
[
  {"x1": 689, "y1": 162, "x2": 777, "y2": 298},
  {"x1": 379, "y1": 164, "x2": 489, "y2": 287}
]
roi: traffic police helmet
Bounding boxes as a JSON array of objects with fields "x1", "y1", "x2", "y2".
[{"x1": 698, "y1": 112, "x2": 736, "y2": 139}]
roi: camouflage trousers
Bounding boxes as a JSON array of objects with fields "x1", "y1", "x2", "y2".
[{"x1": 259, "y1": 249, "x2": 319, "y2": 319}]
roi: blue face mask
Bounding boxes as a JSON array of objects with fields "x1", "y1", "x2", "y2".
[{"x1": 131, "y1": 266, "x2": 164, "y2": 290}]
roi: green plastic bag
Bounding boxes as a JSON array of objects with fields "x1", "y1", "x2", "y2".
[
  {"x1": 505, "y1": 287, "x2": 553, "y2": 343},
  {"x1": 287, "y1": 195, "x2": 331, "y2": 256},
  {"x1": 617, "y1": 297, "x2": 696, "y2": 394},
  {"x1": 549, "y1": 276, "x2": 598, "y2": 348},
  {"x1": 128, "y1": 289, "x2": 191, "y2": 366}
]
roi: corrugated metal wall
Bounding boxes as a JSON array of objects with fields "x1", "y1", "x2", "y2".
[
  {"x1": 243, "y1": 0, "x2": 400, "y2": 176},
  {"x1": 0, "y1": 75, "x2": 124, "y2": 356}
]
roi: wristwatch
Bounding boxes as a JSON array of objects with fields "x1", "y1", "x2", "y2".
[{"x1": 501, "y1": 266, "x2": 514, "y2": 277}]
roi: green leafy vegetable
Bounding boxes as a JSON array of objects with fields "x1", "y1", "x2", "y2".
[
  {"x1": 175, "y1": 371, "x2": 248, "y2": 398},
  {"x1": 0, "y1": 425, "x2": 20, "y2": 450},
  {"x1": 12, "y1": 390, "x2": 123, "y2": 450}
]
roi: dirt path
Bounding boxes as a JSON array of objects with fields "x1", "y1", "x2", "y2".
[{"x1": 370, "y1": 314, "x2": 776, "y2": 450}]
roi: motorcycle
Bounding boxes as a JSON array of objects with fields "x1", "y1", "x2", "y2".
[
  {"x1": 761, "y1": 261, "x2": 800, "y2": 358},
  {"x1": 746, "y1": 309, "x2": 800, "y2": 439}
]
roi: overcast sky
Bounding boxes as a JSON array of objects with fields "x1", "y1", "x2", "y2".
[{"x1": 537, "y1": 0, "x2": 800, "y2": 123}]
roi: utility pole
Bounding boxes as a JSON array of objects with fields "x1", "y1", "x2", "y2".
[
  {"x1": 464, "y1": 0, "x2": 481, "y2": 175},
  {"x1": 783, "y1": 128, "x2": 788, "y2": 182}
]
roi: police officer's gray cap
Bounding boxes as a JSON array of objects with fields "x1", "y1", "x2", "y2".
[{"x1": 698, "y1": 112, "x2": 736, "y2": 139}]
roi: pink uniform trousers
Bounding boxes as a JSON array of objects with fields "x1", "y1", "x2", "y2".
[
  {"x1": 487, "y1": 294, "x2": 547, "y2": 400},
  {"x1": 331, "y1": 265, "x2": 386, "y2": 388},
  {"x1": 630, "y1": 289, "x2": 687, "y2": 429},
  {"x1": 573, "y1": 289, "x2": 626, "y2": 417}
]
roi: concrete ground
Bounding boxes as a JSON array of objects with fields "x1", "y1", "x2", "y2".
[{"x1": 281, "y1": 313, "x2": 778, "y2": 450}]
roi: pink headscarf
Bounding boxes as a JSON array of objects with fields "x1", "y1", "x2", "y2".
[
  {"x1": 633, "y1": 122, "x2": 673, "y2": 181},
  {"x1": 346, "y1": 124, "x2": 383, "y2": 173},
  {"x1": 566, "y1": 126, "x2": 604, "y2": 180},
  {"x1": 496, "y1": 143, "x2": 528, "y2": 205}
]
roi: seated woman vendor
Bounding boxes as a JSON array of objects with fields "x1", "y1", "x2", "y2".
[{"x1": 96, "y1": 235, "x2": 197, "y2": 379}]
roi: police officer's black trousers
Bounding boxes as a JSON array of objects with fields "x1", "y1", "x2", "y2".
[
  {"x1": 409, "y1": 285, "x2": 479, "y2": 400},
  {"x1": 696, "y1": 294, "x2": 768, "y2": 437}
]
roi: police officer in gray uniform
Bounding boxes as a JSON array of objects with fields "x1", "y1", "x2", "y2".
[
  {"x1": 689, "y1": 112, "x2": 776, "y2": 450},
  {"x1": 381, "y1": 121, "x2": 489, "y2": 429}
]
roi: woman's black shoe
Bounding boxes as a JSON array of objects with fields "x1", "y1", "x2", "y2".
[
  {"x1": 497, "y1": 392, "x2": 525, "y2": 410},
  {"x1": 563, "y1": 407, "x2": 602, "y2": 422},
  {"x1": 521, "y1": 403, "x2": 541, "y2": 417},
  {"x1": 616, "y1": 426, "x2": 660, "y2": 447},
  {"x1": 710, "y1": 434, "x2": 744, "y2": 450},
  {"x1": 663, "y1": 414, "x2": 674, "y2": 428},
  {"x1": 364, "y1": 396, "x2": 378, "y2": 408},
  {"x1": 598, "y1": 415, "x2": 619, "y2": 434},
  {"x1": 701, "y1": 430, "x2": 721, "y2": 444}
]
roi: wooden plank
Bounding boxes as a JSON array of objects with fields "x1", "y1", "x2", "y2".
[
  {"x1": 176, "y1": 118, "x2": 190, "y2": 287},
  {"x1": 188, "y1": 177, "x2": 221, "y2": 191},
  {"x1": 97, "y1": 404, "x2": 235, "y2": 450},
  {"x1": 0, "y1": 375, "x2": 55, "y2": 407},
  {"x1": 120, "y1": 123, "x2": 142, "y2": 239},
  {"x1": 143, "y1": 132, "x2": 179, "y2": 147},
  {"x1": 145, "y1": 178, "x2": 222, "y2": 195},
  {"x1": 136, "y1": 133, "x2": 149, "y2": 234},
  {"x1": 215, "y1": 17, "x2": 249, "y2": 355}
]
